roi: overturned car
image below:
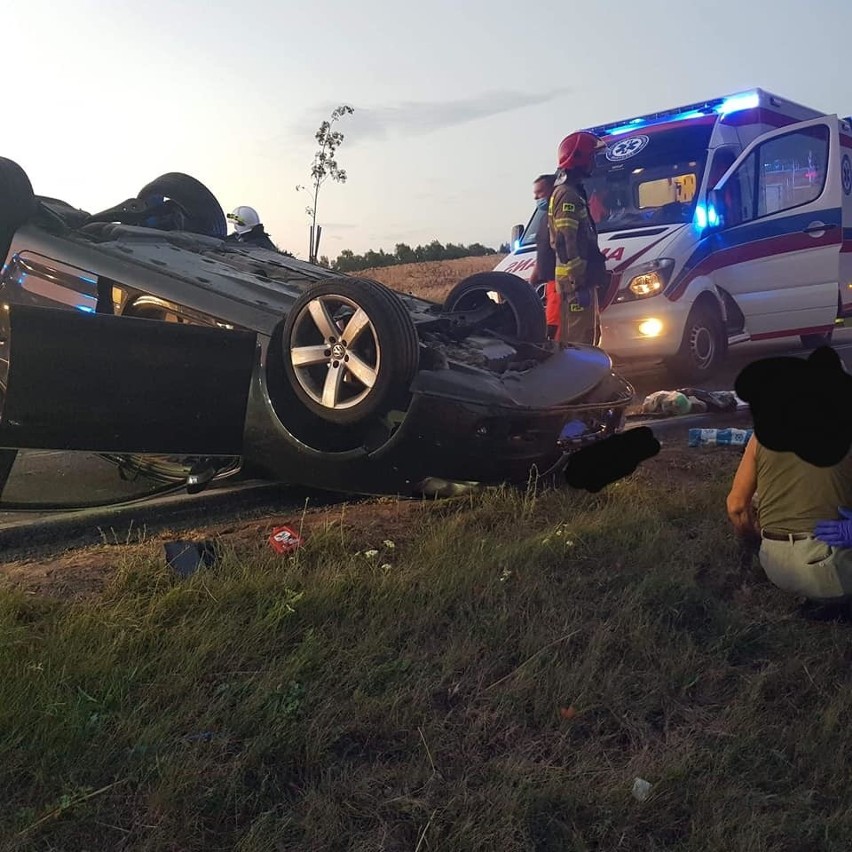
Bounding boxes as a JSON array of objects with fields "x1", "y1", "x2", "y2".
[{"x1": 0, "y1": 158, "x2": 634, "y2": 498}]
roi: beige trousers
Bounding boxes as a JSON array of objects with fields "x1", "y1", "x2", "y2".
[{"x1": 759, "y1": 535, "x2": 852, "y2": 601}]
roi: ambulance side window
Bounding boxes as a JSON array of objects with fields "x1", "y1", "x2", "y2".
[
  {"x1": 720, "y1": 126, "x2": 830, "y2": 228},
  {"x1": 755, "y1": 125, "x2": 829, "y2": 217}
]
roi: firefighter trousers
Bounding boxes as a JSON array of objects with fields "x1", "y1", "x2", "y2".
[{"x1": 556, "y1": 281, "x2": 601, "y2": 346}]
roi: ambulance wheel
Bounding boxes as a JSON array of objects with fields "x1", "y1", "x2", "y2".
[
  {"x1": 665, "y1": 304, "x2": 726, "y2": 382},
  {"x1": 800, "y1": 330, "x2": 833, "y2": 349}
]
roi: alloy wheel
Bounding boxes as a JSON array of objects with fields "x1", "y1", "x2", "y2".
[{"x1": 289, "y1": 294, "x2": 381, "y2": 411}]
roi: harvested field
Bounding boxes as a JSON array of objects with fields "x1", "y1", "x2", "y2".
[{"x1": 357, "y1": 255, "x2": 508, "y2": 302}]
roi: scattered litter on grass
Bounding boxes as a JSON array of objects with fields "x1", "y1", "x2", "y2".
[
  {"x1": 688, "y1": 428, "x2": 753, "y2": 448},
  {"x1": 543, "y1": 524, "x2": 575, "y2": 547},
  {"x1": 164, "y1": 540, "x2": 220, "y2": 577},
  {"x1": 632, "y1": 777, "x2": 653, "y2": 801},
  {"x1": 268, "y1": 525, "x2": 304, "y2": 555}
]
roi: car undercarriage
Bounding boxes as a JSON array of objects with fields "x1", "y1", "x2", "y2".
[{"x1": 0, "y1": 159, "x2": 635, "y2": 504}]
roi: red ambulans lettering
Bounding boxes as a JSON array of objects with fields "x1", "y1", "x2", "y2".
[
  {"x1": 503, "y1": 258, "x2": 536, "y2": 274},
  {"x1": 601, "y1": 246, "x2": 624, "y2": 263}
]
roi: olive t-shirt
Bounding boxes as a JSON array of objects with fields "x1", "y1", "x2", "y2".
[{"x1": 755, "y1": 442, "x2": 852, "y2": 533}]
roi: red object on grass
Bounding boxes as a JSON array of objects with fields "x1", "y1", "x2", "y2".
[{"x1": 268, "y1": 525, "x2": 304, "y2": 554}]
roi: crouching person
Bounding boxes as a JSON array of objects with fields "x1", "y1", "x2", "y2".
[{"x1": 726, "y1": 433, "x2": 852, "y2": 603}]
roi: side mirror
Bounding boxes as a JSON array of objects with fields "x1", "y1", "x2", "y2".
[{"x1": 510, "y1": 223, "x2": 524, "y2": 248}]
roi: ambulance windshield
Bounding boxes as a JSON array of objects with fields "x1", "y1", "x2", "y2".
[
  {"x1": 585, "y1": 124, "x2": 714, "y2": 233},
  {"x1": 519, "y1": 207, "x2": 547, "y2": 248}
]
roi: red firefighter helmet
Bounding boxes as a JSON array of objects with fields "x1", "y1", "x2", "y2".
[{"x1": 557, "y1": 132, "x2": 605, "y2": 173}]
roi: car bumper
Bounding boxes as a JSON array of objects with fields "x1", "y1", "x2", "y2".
[
  {"x1": 395, "y1": 346, "x2": 631, "y2": 484},
  {"x1": 398, "y1": 392, "x2": 627, "y2": 486}
]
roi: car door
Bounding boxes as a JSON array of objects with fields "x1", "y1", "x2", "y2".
[
  {"x1": 0, "y1": 303, "x2": 257, "y2": 455},
  {"x1": 708, "y1": 116, "x2": 842, "y2": 340}
]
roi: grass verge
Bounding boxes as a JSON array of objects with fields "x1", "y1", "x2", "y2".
[{"x1": 2, "y1": 448, "x2": 850, "y2": 851}]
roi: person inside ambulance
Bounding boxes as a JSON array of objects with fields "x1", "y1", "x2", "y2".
[
  {"x1": 547, "y1": 131, "x2": 609, "y2": 347},
  {"x1": 226, "y1": 205, "x2": 278, "y2": 251},
  {"x1": 528, "y1": 173, "x2": 560, "y2": 339},
  {"x1": 600, "y1": 183, "x2": 632, "y2": 227}
]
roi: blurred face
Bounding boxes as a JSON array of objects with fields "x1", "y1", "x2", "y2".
[{"x1": 533, "y1": 180, "x2": 552, "y2": 200}]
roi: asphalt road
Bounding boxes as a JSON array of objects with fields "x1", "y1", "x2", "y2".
[
  {"x1": 621, "y1": 327, "x2": 852, "y2": 405},
  {"x1": 1, "y1": 328, "x2": 850, "y2": 528}
]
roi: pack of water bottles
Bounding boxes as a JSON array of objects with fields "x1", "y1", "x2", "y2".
[{"x1": 688, "y1": 427, "x2": 754, "y2": 448}]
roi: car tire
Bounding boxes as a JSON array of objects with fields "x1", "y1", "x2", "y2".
[
  {"x1": 137, "y1": 172, "x2": 227, "y2": 239},
  {"x1": 442, "y1": 271, "x2": 547, "y2": 343},
  {"x1": 0, "y1": 157, "x2": 37, "y2": 233},
  {"x1": 664, "y1": 303, "x2": 726, "y2": 382},
  {"x1": 281, "y1": 277, "x2": 420, "y2": 425},
  {"x1": 800, "y1": 330, "x2": 833, "y2": 349}
]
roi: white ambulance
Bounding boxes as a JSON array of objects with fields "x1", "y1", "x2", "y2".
[{"x1": 496, "y1": 89, "x2": 852, "y2": 379}]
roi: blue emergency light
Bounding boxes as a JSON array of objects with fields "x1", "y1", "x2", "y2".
[
  {"x1": 590, "y1": 91, "x2": 760, "y2": 138},
  {"x1": 717, "y1": 93, "x2": 760, "y2": 115}
]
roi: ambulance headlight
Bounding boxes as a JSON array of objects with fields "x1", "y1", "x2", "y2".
[{"x1": 618, "y1": 259, "x2": 676, "y2": 302}]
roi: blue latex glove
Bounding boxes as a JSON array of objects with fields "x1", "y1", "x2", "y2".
[{"x1": 814, "y1": 506, "x2": 852, "y2": 548}]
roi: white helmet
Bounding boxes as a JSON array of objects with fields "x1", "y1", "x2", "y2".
[{"x1": 227, "y1": 205, "x2": 260, "y2": 235}]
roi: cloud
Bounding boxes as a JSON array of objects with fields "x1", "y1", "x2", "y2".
[{"x1": 290, "y1": 89, "x2": 571, "y2": 145}]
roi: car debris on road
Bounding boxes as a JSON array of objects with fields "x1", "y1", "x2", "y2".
[{"x1": 641, "y1": 388, "x2": 738, "y2": 417}]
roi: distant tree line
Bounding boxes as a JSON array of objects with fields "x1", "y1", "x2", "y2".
[{"x1": 323, "y1": 240, "x2": 510, "y2": 273}]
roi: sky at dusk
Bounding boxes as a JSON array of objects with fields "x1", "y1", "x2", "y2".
[{"x1": 6, "y1": 0, "x2": 852, "y2": 259}]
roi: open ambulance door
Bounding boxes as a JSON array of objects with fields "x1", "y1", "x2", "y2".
[
  {"x1": 707, "y1": 115, "x2": 842, "y2": 340},
  {"x1": 837, "y1": 118, "x2": 852, "y2": 318}
]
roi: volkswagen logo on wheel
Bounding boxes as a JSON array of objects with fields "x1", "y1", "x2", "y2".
[{"x1": 606, "y1": 135, "x2": 650, "y2": 162}]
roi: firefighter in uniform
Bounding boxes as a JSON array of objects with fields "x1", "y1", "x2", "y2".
[
  {"x1": 548, "y1": 131, "x2": 607, "y2": 347},
  {"x1": 226, "y1": 205, "x2": 278, "y2": 251}
]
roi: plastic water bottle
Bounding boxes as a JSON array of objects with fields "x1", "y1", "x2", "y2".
[{"x1": 688, "y1": 428, "x2": 753, "y2": 447}]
